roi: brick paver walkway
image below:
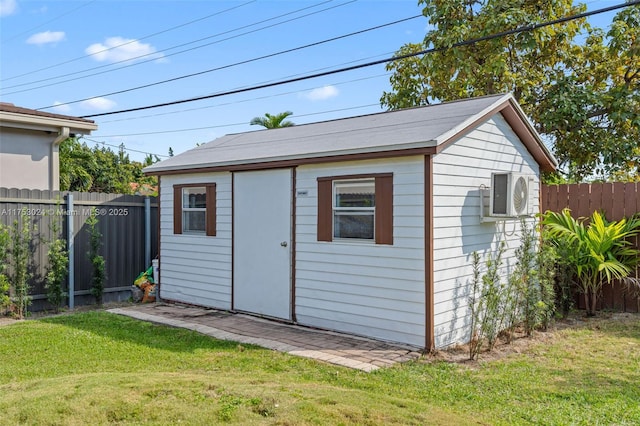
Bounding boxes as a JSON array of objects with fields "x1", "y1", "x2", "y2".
[{"x1": 108, "y1": 303, "x2": 423, "y2": 372}]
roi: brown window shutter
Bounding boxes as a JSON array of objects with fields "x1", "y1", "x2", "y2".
[
  {"x1": 375, "y1": 175, "x2": 393, "y2": 245},
  {"x1": 173, "y1": 185, "x2": 182, "y2": 235},
  {"x1": 317, "y1": 178, "x2": 333, "y2": 241},
  {"x1": 206, "y1": 184, "x2": 216, "y2": 236}
]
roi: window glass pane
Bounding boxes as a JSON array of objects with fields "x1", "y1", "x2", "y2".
[
  {"x1": 334, "y1": 212, "x2": 374, "y2": 239},
  {"x1": 335, "y1": 180, "x2": 375, "y2": 208},
  {"x1": 184, "y1": 211, "x2": 206, "y2": 232},
  {"x1": 183, "y1": 187, "x2": 206, "y2": 208}
]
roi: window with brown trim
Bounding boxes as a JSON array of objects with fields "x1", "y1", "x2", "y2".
[
  {"x1": 173, "y1": 184, "x2": 216, "y2": 236},
  {"x1": 317, "y1": 174, "x2": 393, "y2": 244}
]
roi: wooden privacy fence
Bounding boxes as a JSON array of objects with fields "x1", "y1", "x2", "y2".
[
  {"x1": 0, "y1": 188, "x2": 158, "y2": 311},
  {"x1": 541, "y1": 182, "x2": 640, "y2": 313}
]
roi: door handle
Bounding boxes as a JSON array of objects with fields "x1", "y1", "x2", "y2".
[{"x1": 280, "y1": 241, "x2": 288, "y2": 247}]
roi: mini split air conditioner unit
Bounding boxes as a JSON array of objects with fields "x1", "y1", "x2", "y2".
[{"x1": 480, "y1": 172, "x2": 534, "y2": 221}]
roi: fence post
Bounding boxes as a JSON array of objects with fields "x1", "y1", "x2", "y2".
[
  {"x1": 66, "y1": 193, "x2": 74, "y2": 310},
  {"x1": 145, "y1": 196, "x2": 151, "y2": 268}
]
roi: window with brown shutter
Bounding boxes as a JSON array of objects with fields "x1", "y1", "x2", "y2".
[
  {"x1": 317, "y1": 173, "x2": 393, "y2": 244},
  {"x1": 173, "y1": 183, "x2": 216, "y2": 236}
]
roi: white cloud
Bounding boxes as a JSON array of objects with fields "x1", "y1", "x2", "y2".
[
  {"x1": 304, "y1": 85, "x2": 339, "y2": 101},
  {"x1": 26, "y1": 31, "x2": 65, "y2": 45},
  {"x1": 0, "y1": 0, "x2": 17, "y2": 17},
  {"x1": 85, "y1": 37, "x2": 164, "y2": 63},
  {"x1": 51, "y1": 101, "x2": 71, "y2": 113},
  {"x1": 81, "y1": 97, "x2": 116, "y2": 111}
]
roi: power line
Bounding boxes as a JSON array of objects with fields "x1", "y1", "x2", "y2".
[
  {"x1": 81, "y1": 137, "x2": 170, "y2": 158},
  {"x1": 0, "y1": 1, "x2": 256, "y2": 82},
  {"x1": 36, "y1": 13, "x2": 416, "y2": 109},
  {"x1": 2, "y1": 0, "x2": 344, "y2": 93},
  {"x1": 79, "y1": 0, "x2": 639, "y2": 119},
  {"x1": 99, "y1": 73, "x2": 390, "y2": 124},
  {"x1": 1, "y1": 0, "x2": 330, "y2": 89},
  {"x1": 94, "y1": 103, "x2": 381, "y2": 137}
]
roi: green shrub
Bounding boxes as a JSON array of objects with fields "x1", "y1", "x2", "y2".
[
  {"x1": 543, "y1": 209, "x2": 640, "y2": 316},
  {"x1": 0, "y1": 225, "x2": 10, "y2": 312},
  {"x1": 45, "y1": 206, "x2": 68, "y2": 312},
  {"x1": 469, "y1": 219, "x2": 557, "y2": 359},
  {"x1": 469, "y1": 242, "x2": 507, "y2": 359},
  {"x1": 10, "y1": 216, "x2": 34, "y2": 319},
  {"x1": 87, "y1": 209, "x2": 105, "y2": 305},
  {"x1": 468, "y1": 251, "x2": 483, "y2": 360}
]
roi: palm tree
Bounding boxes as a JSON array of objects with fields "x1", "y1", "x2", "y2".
[
  {"x1": 250, "y1": 111, "x2": 294, "y2": 129},
  {"x1": 542, "y1": 208, "x2": 640, "y2": 316}
]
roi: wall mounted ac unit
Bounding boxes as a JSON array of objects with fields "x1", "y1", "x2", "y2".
[{"x1": 490, "y1": 172, "x2": 533, "y2": 217}]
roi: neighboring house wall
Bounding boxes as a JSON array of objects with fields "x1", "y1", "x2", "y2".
[
  {"x1": 159, "y1": 173, "x2": 233, "y2": 309},
  {"x1": 431, "y1": 114, "x2": 540, "y2": 347},
  {"x1": 1, "y1": 103, "x2": 96, "y2": 191},
  {"x1": 0, "y1": 127, "x2": 54, "y2": 190},
  {"x1": 295, "y1": 157, "x2": 426, "y2": 347}
]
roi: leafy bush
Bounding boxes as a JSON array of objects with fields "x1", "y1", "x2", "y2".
[
  {"x1": 468, "y1": 243, "x2": 507, "y2": 359},
  {"x1": 536, "y1": 231, "x2": 558, "y2": 330},
  {"x1": 45, "y1": 206, "x2": 68, "y2": 312},
  {"x1": 87, "y1": 209, "x2": 105, "y2": 305},
  {"x1": 469, "y1": 219, "x2": 557, "y2": 359},
  {"x1": 508, "y1": 220, "x2": 557, "y2": 336},
  {"x1": 542, "y1": 209, "x2": 640, "y2": 316},
  {"x1": 468, "y1": 251, "x2": 483, "y2": 360},
  {"x1": 0, "y1": 225, "x2": 10, "y2": 312},
  {"x1": 10, "y1": 217, "x2": 34, "y2": 319}
]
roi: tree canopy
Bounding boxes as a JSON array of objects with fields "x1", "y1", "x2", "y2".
[
  {"x1": 381, "y1": 0, "x2": 640, "y2": 181},
  {"x1": 59, "y1": 138, "x2": 158, "y2": 195},
  {"x1": 250, "y1": 111, "x2": 295, "y2": 129}
]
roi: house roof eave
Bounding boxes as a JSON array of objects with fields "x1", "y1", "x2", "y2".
[
  {"x1": 144, "y1": 143, "x2": 439, "y2": 176},
  {"x1": 0, "y1": 111, "x2": 98, "y2": 134}
]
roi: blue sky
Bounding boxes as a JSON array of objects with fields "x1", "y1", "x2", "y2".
[{"x1": 0, "y1": 0, "x2": 624, "y2": 161}]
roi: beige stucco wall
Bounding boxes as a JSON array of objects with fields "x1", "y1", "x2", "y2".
[{"x1": 0, "y1": 127, "x2": 56, "y2": 190}]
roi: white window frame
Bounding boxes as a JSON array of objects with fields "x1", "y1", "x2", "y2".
[
  {"x1": 332, "y1": 178, "x2": 375, "y2": 241},
  {"x1": 182, "y1": 186, "x2": 206, "y2": 234}
]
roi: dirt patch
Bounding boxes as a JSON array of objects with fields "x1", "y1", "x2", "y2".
[
  {"x1": 0, "y1": 317, "x2": 19, "y2": 327},
  {"x1": 421, "y1": 311, "x2": 640, "y2": 367}
]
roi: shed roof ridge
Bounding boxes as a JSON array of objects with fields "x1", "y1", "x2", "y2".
[
  {"x1": 144, "y1": 93, "x2": 559, "y2": 174},
  {"x1": 223, "y1": 93, "x2": 510, "y2": 138}
]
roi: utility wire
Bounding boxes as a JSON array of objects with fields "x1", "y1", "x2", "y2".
[
  {"x1": 100, "y1": 73, "x2": 389, "y2": 124},
  {"x1": 82, "y1": 137, "x2": 170, "y2": 158},
  {"x1": 79, "y1": 0, "x2": 639, "y2": 119},
  {"x1": 95, "y1": 103, "x2": 381, "y2": 136},
  {"x1": 36, "y1": 13, "x2": 415, "y2": 109},
  {"x1": 2, "y1": 0, "x2": 342, "y2": 92},
  {"x1": 83, "y1": 103, "x2": 378, "y2": 158},
  {"x1": 0, "y1": 1, "x2": 256, "y2": 82}
]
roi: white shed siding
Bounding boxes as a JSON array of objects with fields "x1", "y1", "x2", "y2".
[
  {"x1": 159, "y1": 172, "x2": 232, "y2": 309},
  {"x1": 431, "y1": 114, "x2": 540, "y2": 348},
  {"x1": 295, "y1": 157, "x2": 425, "y2": 347}
]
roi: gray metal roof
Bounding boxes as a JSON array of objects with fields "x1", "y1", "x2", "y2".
[{"x1": 145, "y1": 94, "x2": 555, "y2": 173}]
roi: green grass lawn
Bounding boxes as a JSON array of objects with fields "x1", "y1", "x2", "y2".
[{"x1": 0, "y1": 311, "x2": 638, "y2": 425}]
